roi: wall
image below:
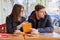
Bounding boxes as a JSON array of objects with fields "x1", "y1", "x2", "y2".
[{"x1": 0, "y1": 0, "x2": 12, "y2": 24}]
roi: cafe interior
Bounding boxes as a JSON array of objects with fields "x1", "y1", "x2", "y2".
[{"x1": 0, "y1": 0, "x2": 60, "y2": 40}]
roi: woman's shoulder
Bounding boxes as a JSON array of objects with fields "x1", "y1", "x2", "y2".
[
  {"x1": 6, "y1": 15, "x2": 11, "y2": 21},
  {"x1": 6, "y1": 15, "x2": 10, "y2": 19},
  {"x1": 22, "y1": 17, "x2": 26, "y2": 21}
]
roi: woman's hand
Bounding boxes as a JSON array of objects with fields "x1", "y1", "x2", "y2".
[
  {"x1": 17, "y1": 22, "x2": 26, "y2": 30},
  {"x1": 14, "y1": 30, "x2": 25, "y2": 35}
]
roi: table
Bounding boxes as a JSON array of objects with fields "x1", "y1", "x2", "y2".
[
  {"x1": 1, "y1": 32, "x2": 60, "y2": 40},
  {"x1": 0, "y1": 33, "x2": 60, "y2": 40},
  {"x1": 54, "y1": 27, "x2": 60, "y2": 34},
  {"x1": 24, "y1": 28, "x2": 60, "y2": 40},
  {"x1": 0, "y1": 34, "x2": 24, "y2": 40},
  {"x1": 25, "y1": 32, "x2": 60, "y2": 40}
]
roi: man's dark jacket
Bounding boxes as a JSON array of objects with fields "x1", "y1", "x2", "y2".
[{"x1": 28, "y1": 11, "x2": 54, "y2": 33}]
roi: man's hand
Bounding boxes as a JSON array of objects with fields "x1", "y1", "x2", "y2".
[{"x1": 31, "y1": 28, "x2": 39, "y2": 35}]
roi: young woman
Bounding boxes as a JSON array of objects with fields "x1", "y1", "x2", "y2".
[{"x1": 6, "y1": 4, "x2": 26, "y2": 34}]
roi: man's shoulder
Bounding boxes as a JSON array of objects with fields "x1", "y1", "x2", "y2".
[
  {"x1": 45, "y1": 14, "x2": 50, "y2": 18},
  {"x1": 45, "y1": 14, "x2": 50, "y2": 17}
]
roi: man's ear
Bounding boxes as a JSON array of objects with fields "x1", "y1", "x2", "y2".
[
  {"x1": 35, "y1": 11, "x2": 37, "y2": 14},
  {"x1": 35, "y1": 11, "x2": 38, "y2": 17}
]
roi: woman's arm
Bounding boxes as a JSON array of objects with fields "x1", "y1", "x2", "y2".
[{"x1": 6, "y1": 17, "x2": 16, "y2": 34}]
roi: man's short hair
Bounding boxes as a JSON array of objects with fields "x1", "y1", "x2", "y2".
[{"x1": 35, "y1": 4, "x2": 45, "y2": 11}]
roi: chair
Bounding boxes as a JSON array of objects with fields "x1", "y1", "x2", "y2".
[{"x1": 0, "y1": 23, "x2": 6, "y2": 33}]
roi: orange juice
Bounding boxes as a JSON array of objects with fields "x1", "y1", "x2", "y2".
[{"x1": 23, "y1": 23, "x2": 32, "y2": 34}]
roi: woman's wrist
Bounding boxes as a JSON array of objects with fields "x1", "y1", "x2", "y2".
[{"x1": 17, "y1": 24, "x2": 22, "y2": 30}]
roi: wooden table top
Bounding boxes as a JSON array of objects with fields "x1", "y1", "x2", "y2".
[
  {"x1": 25, "y1": 32, "x2": 60, "y2": 40},
  {"x1": 0, "y1": 33, "x2": 60, "y2": 40},
  {"x1": 0, "y1": 31, "x2": 60, "y2": 40},
  {"x1": 0, "y1": 33, "x2": 24, "y2": 40}
]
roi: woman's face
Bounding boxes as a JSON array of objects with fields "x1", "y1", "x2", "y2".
[{"x1": 20, "y1": 8, "x2": 24, "y2": 17}]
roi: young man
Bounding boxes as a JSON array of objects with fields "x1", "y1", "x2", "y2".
[{"x1": 28, "y1": 4, "x2": 54, "y2": 33}]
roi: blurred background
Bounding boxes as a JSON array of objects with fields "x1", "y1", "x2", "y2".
[{"x1": 0, "y1": 0, "x2": 60, "y2": 28}]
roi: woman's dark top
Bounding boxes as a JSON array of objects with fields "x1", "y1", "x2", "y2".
[{"x1": 6, "y1": 16, "x2": 26, "y2": 34}]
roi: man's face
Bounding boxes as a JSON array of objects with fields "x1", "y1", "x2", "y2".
[{"x1": 36, "y1": 8, "x2": 46, "y2": 19}]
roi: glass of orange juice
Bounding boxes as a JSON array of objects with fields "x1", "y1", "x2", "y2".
[{"x1": 23, "y1": 23, "x2": 32, "y2": 34}]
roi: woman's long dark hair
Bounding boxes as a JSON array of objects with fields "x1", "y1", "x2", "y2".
[{"x1": 9, "y1": 4, "x2": 24, "y2": 22}]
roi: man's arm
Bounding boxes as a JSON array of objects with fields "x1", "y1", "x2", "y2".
[{"x1": 38, "y1": 15, "x2": 54, "y2": 33}]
